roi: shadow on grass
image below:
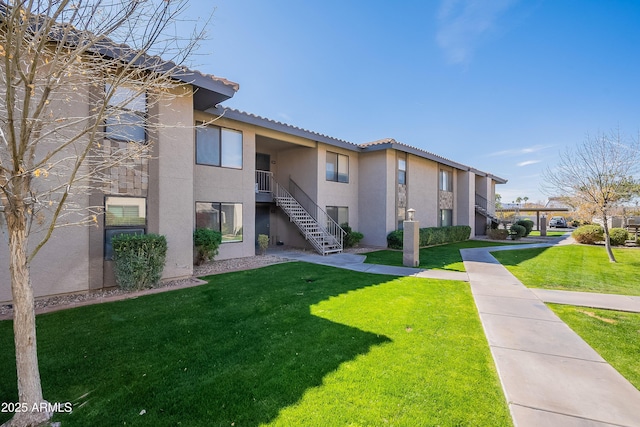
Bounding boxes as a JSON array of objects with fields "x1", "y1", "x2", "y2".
[
  {"x1": 489, "y1": 246, "x2": 552, "y2": 266},
  {"x1": 0, "y1": 263, "x2": 393, "y2": 427}
]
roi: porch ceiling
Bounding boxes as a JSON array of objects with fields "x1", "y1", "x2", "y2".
[{"x1": 256, "y1": 134, "x2": 311, "y2": 151}]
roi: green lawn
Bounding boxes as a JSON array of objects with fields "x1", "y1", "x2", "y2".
[
  {"x1": 0, "y1": 263, "x2": 511, "y2": 426},
  {"x1": 364, "y1": 240, "x2": 519, "y2": 272},
  {"x1": 492, "y1": 245, "x2": 640, "y2": 295},
  {"x1": 549, "y1": 304, "x2": 640, "y2": 390},
  {"x1": 528, "y1": 230, "x2": 568, "y2": 237}
]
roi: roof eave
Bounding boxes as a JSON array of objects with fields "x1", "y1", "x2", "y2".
[{"x1": 204, "y1": 106, "x2": 358, "y2": 150}]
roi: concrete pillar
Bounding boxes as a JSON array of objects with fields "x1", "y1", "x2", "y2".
[
  {"x1": 403, "y1": 209, "x2": 419, "y2": 267},
  {"x1": 540, "y1": 216, "x2": 547, "y2": 236}
]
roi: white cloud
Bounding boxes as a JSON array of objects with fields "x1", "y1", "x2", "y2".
[
  {"x1": 487, "y1": 144, "x2": 552, "y2": 157},
  {"x1": 517, "y1": 160, "x2": 541, "y2": 167},
  {"x1": 436, "y1": 0, "x2": 518, "y2": 64}
]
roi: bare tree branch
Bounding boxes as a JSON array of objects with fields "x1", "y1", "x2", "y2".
[
  {"x1": 542, "y1": 131, "x2": 640, "y2": 262},
  {"x1": 0, "y1": 2, "x2": 213, "y2": 425}
]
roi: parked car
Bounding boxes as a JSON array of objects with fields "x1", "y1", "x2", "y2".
[{"x1": 549, "y1": 216, "x2": 567, "y2": 228}]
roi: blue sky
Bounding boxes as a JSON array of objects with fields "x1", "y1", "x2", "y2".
[{"x1": 182, "y1": 0, "x2": 640, "y2": 204}]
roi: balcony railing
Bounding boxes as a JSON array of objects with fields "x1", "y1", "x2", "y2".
[{"x1": 255, "y1": 170, "x2": 272, "y2": 193}]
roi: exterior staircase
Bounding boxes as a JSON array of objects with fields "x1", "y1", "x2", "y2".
[
  {"x1": 475, "y1": 193, "x2": 500, "y2": 224},
  {"x1": 256, "y1": 171, "x2": 344, "y2": 255}
]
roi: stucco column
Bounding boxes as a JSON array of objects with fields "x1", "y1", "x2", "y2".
[{"x1": 403, "y1": 208, "x2": 419, "y2": 267}]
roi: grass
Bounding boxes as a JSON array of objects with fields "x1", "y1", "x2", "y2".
[
  {"x1": 492, "y1": 245, "x2": 640, "y2": 295},
  {"x1": 548, "y1": 304, "x2": 640, "y2": 390},
  {"x1": 527, "y1": 230, "x2": 568, "y2": 237},
  {"x1": 0, "y1": 263, "x2": 511, "y2": 426},
  {"x1": 364, "y1": 240, "x2": 520, "y2": 272}
]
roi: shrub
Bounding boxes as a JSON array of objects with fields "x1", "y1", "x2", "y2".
[
  {"x1": 387, "y1": 230, "x2": 403, "y2": 249},
  {"x1": 509, "y1": 224, "x2": 526, "y2": 240},
  {"x1": 386, "y1": 225, "x2": 471, "y2": 249},
  {"x1": 420, "y1": 225, "x2": 471, "y2": 246},
  {"x1": 112, "y1": 233, "x2": 167, "y2": 291},
  {"x1": 515, "y1": 219, "x2": 534, "y2": 236},
  {"x1": 609, "y1": 228, "x2": 629, "y2": 246},
  {"x1": 258, "y1": 234, "x2": 269, "y2": 255},
  {"x1": 194, "y1": 228, "x2": 222, "y2": 265},
  {"x1": 341, "y1": 223, "x2": 364, "y2": 248},
  {"x1": 487, "y1": 229, "x2": 509, "y2": 240},
  {"x1": 572, "y1": 225, "x2": 604, "y2": 245}
]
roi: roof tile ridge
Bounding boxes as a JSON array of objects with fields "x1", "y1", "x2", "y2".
[{"x1": 220, "y1": 107, "x2": 358, "y2": 146}]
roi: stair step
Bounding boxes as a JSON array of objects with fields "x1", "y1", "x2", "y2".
[{"x1": 271, "y1": 180, "x2": 343, "y2": 255}]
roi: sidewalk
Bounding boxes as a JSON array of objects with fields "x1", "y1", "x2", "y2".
[
  {"x1": 274, "y1": 250, "x2": 469, "y2": 281},
  {"x1": 461, "y1": 237, "x2": 640, "y2": 427},
  {"x1": 532, "y1": 289, "x2": 640, "y2": 313}
]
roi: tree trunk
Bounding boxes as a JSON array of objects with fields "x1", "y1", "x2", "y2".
[
  {"x1": 602, "y1": 213, "x2": 617, "y2": 263},
  {"x1": 2, "y1": 219, "x2": 51, "y2": 427}
]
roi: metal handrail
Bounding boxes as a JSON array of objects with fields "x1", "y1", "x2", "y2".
[
  {"x1": 288, "y1": 178, "x2": 317, "y2": 220},
  {"x1": 289, "y1": 177, "x2": 345, "y2": 247},
  {"x1": 475, "y1": 193, "x2": 495, "y2": 215},
  {"x1": 254, "y1": 170, "x2": 344, "y2": 253}
]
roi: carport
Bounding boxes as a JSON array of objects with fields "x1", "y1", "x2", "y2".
[{"x1": 496, "y1": 208, "x2": 570, "y2": 230}]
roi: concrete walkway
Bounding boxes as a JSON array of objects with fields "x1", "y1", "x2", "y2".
[
  {"x1": 532, "y1": 289, "x2": 640, "y2": 313},
  {"x1": 279, "y1": 241, "x2": 640, "y2": 426},
  {"x1": 461, "y1": 238, "x2": 640, "y2": 427},
  {"x1": 275, "y1": 250, "x2": 469, "y2": 282}
]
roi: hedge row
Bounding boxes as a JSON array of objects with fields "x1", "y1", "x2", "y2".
[{"x1": 387, "y1": 225, "x2": 471, "y2": 249}]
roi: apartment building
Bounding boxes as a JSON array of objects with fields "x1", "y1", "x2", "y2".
[{"x1": 0, "y1": 61, "x2": 505, "y2": 303}]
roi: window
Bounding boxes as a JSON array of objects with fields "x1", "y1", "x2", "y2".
[
  {"x1": 440, "y1": 209, "x2": 453, "y2": 227},
  {"x1": 439, "y1": 170, "x2": 453, "y2": 192},
  {"x1": 398, "y1": 157, "x2": 407, "y2": 185},
  {"x1": 105, "y1": 85, "x2": 146, "y2": 143},
  {"x1": 196, "y1": 124, "x2": 243, "y2": 169},
  {"x1": 196, "y1": 202, "x2": 243, "y2": 242},
  {"x1": 326, "y1": 206, "x2": 348, "y2": 227},
  {"x1": 326, "y1": 152, "x2": 349, "y2": 183},
  {"x1": 104, "y1": 196, "x2": 146, "y2": 259}
]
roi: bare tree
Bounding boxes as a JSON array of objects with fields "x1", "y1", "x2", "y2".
[
  {"x1": 543, "y1": 131, "x2": 640, "y2": 262},
  {"x1": 0, "y1": 1, "x2": 206, "y2": 426}
]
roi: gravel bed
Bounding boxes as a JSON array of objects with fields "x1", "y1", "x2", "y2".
[
  {"x1": 193, "y1": 254, "x2": 289, "y2": 276},
  {"x1": 0, "y1": 255, "x2": 289, "y2": 318},
  {"x1": 0, "y1": 247, "x2": 380, "y2": 318}
]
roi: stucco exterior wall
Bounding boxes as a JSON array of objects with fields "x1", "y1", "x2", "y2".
[
  {"x1": 407, "y1": 155, "x2": 439, "y2": 228},
  {"x1": 148, "y1": 86, "x2": 195, "y2": 279},
  {"x1": 475, "y1": 175, "x2": 489, "y2": 200},
  {"x1": 277, "y1": 146, "x2": 317, "y2": 199},
  {"x1": 0, "y1": 214, "x2": 91, "y2": 303},
  {"x1": 358, "y1": 150, "x2": 395, "y2": 247},
  {"x1": 0, "y1": 73, "x2": 92, "y2": 302},
  {"x1": 456, "y1": 170, "x2": 475, "y2": 234}
]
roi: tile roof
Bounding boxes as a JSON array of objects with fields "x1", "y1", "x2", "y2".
[
  {"x1": 208, "y1": 107, "x2": 360, "y2": 150},
  {"x1": 208, "y1": 107, "x2": 507, "y2": 183}
]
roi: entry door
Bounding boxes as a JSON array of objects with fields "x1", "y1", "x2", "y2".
[
  {"x1": 256, "y1": 153, "x2": 270, "y2": 171},
  {"x1": 255, "y1": 204, "x2": 270, "y2": 249}
]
